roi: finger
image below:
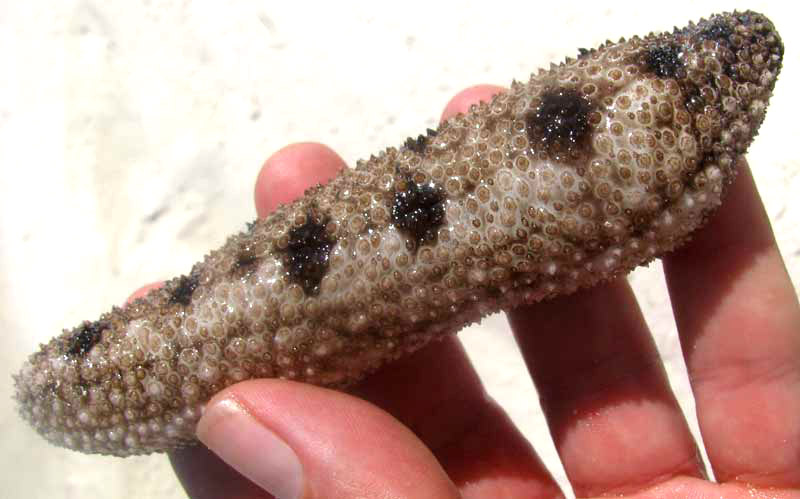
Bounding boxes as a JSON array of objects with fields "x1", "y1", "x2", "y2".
[
  {"x1": 352, "y1": 337, "x2": 563, "y2": 499},
  {"x1": 663, "y1": 161, "x2": 800, "y2": 487},
  {"x1": 197, "y1": 380, "x2": 460, "y2": 499},
  {"x1": 256, "y1": 135, "x2": 562, "y2": 496},
  {"x1": 125, "y1": 282, "x2": 164, "y2": 304},
  {"x1": 440, "y1": 84, "x2": 505, "y2": 121},
  {"x1": 351, "y1": 88, "x2": 563, "y2": 497},
  {"x1": 254, "y1": 142, "x2": 344, "y2": 218},
  {"x1": 170, "y1": 445, "x2": 272, "y2": 499},
  {"x1": 509, "y1": 280, "x2": 704, "y2": 497},
  {"x1": 168, "y1": 142, "x2": 342, "y2": 498},
  {"x1": 448, "y1": 84, "x2": 703, "y2": 495},
  {"x1": 126, "y1": 143, "x2": 344, "y2": 306}
]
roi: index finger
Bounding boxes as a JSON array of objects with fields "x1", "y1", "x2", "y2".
[{"x1": 254, "y1": 142, "x2": 344, "y2": 217}]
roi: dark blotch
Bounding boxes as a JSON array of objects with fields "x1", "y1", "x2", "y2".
[
  {"x1": 66, "y1": 320, "x2": 109, "y2": 356},
  {"x1": 286, "y1": 214, "x2": 334, "y2": 295},
  {"x1": 403, "y1": 128, "x2": 438, "y2": 154},
  {"x1": 644, "y1": 44, "x2": 683, "y2": 78},
  {"x1": 700, "y1": 19, "x2": 733, "y2": 42},
  {"x1": 736, "y1": 12, "x2": 753, "y2": 26},
  {"x1": 525, "y1": 88, "x2": 592, "y2": 155},
  {"x1": 391, "y1": 175, "x2": 446, "y2": 247},
  {"x1": 169, "y1": 274, "x2": 199, "y2": 306}
]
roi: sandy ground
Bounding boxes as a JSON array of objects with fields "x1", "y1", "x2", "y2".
[{"x1": 1, "y1": 2, "x2": 797, "y2": 498}]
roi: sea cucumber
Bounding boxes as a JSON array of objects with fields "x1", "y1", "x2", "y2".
[{"x1": 14, "y1": 10, "x2": 783, "y2": 456}]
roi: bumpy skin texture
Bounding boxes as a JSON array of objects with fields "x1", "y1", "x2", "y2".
[{"x1": 14, "y1": 11, "x2": 783, "y2": 456}]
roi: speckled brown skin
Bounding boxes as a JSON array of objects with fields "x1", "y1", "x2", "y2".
[{"x1": 14, "y1": 11, "x2": 783, "y2": 456}]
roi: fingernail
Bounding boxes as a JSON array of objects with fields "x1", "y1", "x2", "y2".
[{"x1": 197, "y1": 397, "x2": 304, "y2": 499}]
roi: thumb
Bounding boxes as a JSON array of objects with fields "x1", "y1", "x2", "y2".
[{"x1": 195, "y1": 379, "x2": 459, "y2": 499}]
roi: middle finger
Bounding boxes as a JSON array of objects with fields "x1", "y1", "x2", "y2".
[{"x1": 509, "y1": 280, "x2": 703, "y2": 497}]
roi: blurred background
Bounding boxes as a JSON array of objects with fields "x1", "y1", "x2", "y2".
[{"x1": 1, "y1": 1, "x2": 797, "y2": 498}]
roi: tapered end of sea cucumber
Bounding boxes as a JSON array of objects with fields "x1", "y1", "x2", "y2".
[{"x1": 675, "y1": 11, "x2": 783, "y2": 180}]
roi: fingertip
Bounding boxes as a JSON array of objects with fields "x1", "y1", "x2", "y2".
[
  {"x1": 253, "y1": 91, "x2": 504, "y2": 219},
  {"x1": 254, "y1": 142, "x2": 345, "y2": 218},
  {"x1": 125, "y1": 282, "x2": 164, "y2": 305},
  {"x1": 440, "y1": 85, "x2": 506, "y2": 122}
]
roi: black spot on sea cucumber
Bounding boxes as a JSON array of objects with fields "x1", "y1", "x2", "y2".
[
  {"x1": 700, "y1": 19, "x2": 733, "y2": 43},
  {"x1": 391, "y1": 175, "x2": 446, "y2": 247},
  {"x1": 286, "y1": 213, "x2": 335, "y2": 295},
  {"x1": 644, "y1": 44, "x2": 684, "y2": 78},
  {"x1": 525, "y1": 88, "x2": 593, "y2": 156},
  {"x1": 66, "y1": 320, "x2": 109, "y2": 356},
  {"x1": 169, "y1": 274, "x2": 199, "y2": 306},
  {"x1": 403, "y1": 128, "x2": 438, "y2": 154}
]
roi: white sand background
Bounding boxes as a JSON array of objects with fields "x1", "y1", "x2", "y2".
[{"x1": 1, "y1": 1, "x2": 797, "y2": 498}]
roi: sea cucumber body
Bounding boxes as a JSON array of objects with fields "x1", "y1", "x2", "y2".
[{"x1": 15, "y1": 11, "x2": 783, "y2": 456}]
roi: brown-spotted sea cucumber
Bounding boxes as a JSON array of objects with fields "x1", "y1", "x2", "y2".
[{"x1": 14, "y1": 10, "x2": 783, "y2": 456}]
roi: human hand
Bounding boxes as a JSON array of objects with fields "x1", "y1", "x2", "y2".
[{"x1": 132, "y1": 86, "x2": 800, "y2": 498}]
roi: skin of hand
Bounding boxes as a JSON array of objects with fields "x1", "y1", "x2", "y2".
[{"x1": 128, "y1": 86, "x2": 800, "y2": 499}]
